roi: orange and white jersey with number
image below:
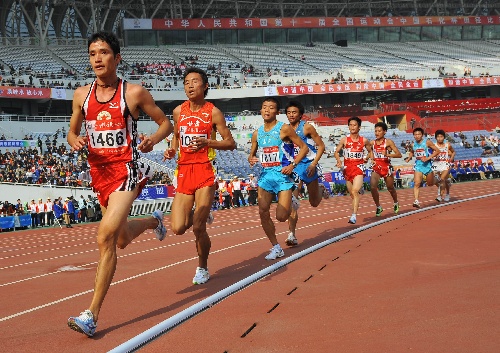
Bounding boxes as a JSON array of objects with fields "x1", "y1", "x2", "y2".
[
  {"x1": 82, "y1": 79, "x2": 139, "y2": 167},
  {"x1": 343, "y1": 135, "x2": 366, "y2": 167},
  {"x1": 177, "y1": 100, "x2": 216, "y2": 165}
]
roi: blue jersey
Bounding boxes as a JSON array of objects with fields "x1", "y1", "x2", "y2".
[
  {"x1": 293, "y1": 120, "x2": 317, "y2": 165},
  {"x1": 413, "y1": 138, "x2": 431, "y2": 169},
  {"x1": 257, "y1": 121, "x2": 294, "y2": 171}
]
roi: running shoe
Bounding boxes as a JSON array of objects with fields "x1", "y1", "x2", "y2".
[
  {"x1": 393, "y1": 202, "x2": 400, "y2": 214},
  {"x1": 285, "y1": 232, "x2": 298, "y2": 246},
  {"x1": 291, "y1": 195, "x2": 300, "y2": 210},
  {"x1": 412, "y1": 200, "x2": 420, "y2": 208},
  {"x1": 435, "y1": 196, "x2": 442, "y2": 202},
  {"x1": 359, "y1": 187, "x2": 365, "y2": 195},
  {"x1": 192, "y1": 267, "x2": 210, "y2": 285},
  {"x1": 207, "y1": 211, "x2": 214, "y2": 225},
  {"x1": 67, "y1": 310, "x2": 97, "y2": 337},
  {"x1": 265, "y1": 245, "x2": 285, "y2": 260},
  {"x1": 444, "y1": 194, "x2": 450, "y2": 202},
  {"x1": 348, "y1": 215, "x2": 357, "y2": 224},
  {"x1": 319, "y1": 184, "x2": 330, "y2": 199},
  {"x1": 375, "y1": 206, "x2": 383, "y2": 217},
  {"x1": 152, "y1": 210, "x2": 167, "y2": 241}
]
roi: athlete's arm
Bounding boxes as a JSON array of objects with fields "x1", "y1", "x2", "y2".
[
  {"x1": 334, "y1": 137, "x2": 346, "y2": 168},
  {"x1": 363, "y1": 137, "x2": 373, "y2": 162},
  {"x1": 303, "y1": 123, "x2": 325, "y2": 165},
  {"x1": 67, "y1": 86, "x2": 89, "y2": 151},
  {"x1": 127, "y1": 84, "x2": 173, "y2": 153},
  {"x1": 164, "y1": 106, "x2": 180, "y2": 160},
  {"x1": 386, "y1": 139, "x2": 403, "y2": 158},
  {"x1": 425, "y1": 139, "x2": 441, "y2": 162},
  {"x1": 281, "y1": 124, "x2": 308, "y2": 175},
  {"x1": 248, "y1": 130, "x2": 259, "y2": 167},
  {"x1": 404, "y1": 144, "x2": 414, "y2": 162},
  {"x1": 448, "y1": 144, "x2": 456, "y2": 162},
  {"x1": 209, "y1": 107, "x2": 236, "y2": 150}
]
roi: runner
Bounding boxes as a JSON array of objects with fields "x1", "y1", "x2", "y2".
[
  {"x1": 163, "y1": 67, "x2": 235, "y2": 284},
  {"x1": 432, "y1": 129, "x2": 456, "y2": 202},
  {"x1": 66, "y1": 31, "x2": 173, "y2": 337},
  {"x1": 248, "y1": 97, "x2": 308, "y2": 260},
  {"x1": 285, "y1": 100, "x2": 327, "y2": 246},
  {"x1": 404, "y1": 127, "x2": 441, "y2": 208},
  {"x1": 369, "y1": 122, "x2": 403, "y2": 216},
  {"x1": 334, "y1": 117, "x2": 372, "y2": 224}
]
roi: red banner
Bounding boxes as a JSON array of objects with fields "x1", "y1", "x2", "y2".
[
  {"x1": 0, "y1": 86, "x2": 51, "y2": 99},
  {"x1": 152, "y1": 16, "x2": 500, "y2": 30},
  {"x1": 273, "y1": 76, "x2": 500, "y2": 96}
]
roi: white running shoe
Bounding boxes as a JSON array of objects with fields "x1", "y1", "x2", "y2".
[
  {"x1": 348, "y1": 215, "x2": 357, "y2": 224},
  {"x1": 265, "y1": 245, "x2": 285, "y2": 260},
  {"x1": 151, "y1": 210, "x2": 167, "y2": 241},
  {"x1": 207, "y1": 211, "x2": 214, "y2": 225},
  {"x1": 291, "y1": 195, "x2": 300, "y2": 210},
  {"x1": 285, "y1": 232, "x2": 298, "y2": 246},
  {"x1": 435, "y1": 196, "x2": 442, "y2": 202},
  {"x1": 192, "y1": 267, "x2": 210, "y2": 285},
  {"x1": 412, "y1": 200, "x2": 420, "y2": 208},
  {"x1": 444, "y1": 194, "x2": 450, "y2": 202}
]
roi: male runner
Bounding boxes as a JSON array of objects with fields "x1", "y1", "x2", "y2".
[
  {"x1": 334, "y1": 117, "x2": 372, "y2": 224},
  {"x1": 164, "y1": 67, "x2": 235, "y2": 284},
  {"x1": 432, "y1": 129, "x2": 455, "y2": 202},
  {"x1": 67, "y1": 31, "x2": 173, "y2": 337},
  {"x1": 285, "y1": 100, "x2": 327, "y2": 246},
  {"x1": 404, "y1": 127, "x2": 441, "y2": 208},
  {"x1": 248, "y1": 97, "x2": 308, "y2": 260},
  {"x1": 369, "y1": 122, "x2": 403, "y2": 216}
]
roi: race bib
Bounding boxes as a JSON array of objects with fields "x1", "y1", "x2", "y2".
[
  {"x1": 179, "y1": 133, "x2": 208, "y2": 148},
  {"x1": 345, "y1": 150, "x2": 363, "y2": 159},
  {"x1": 414, "y1": 148, "x2": 426, "y2": 160},
  {"x1": 260, "y1": 146, "x2": 280, "y2": 167},
  {"x1": 88, "y1": 128, "x2": 127, "y2": 149}
]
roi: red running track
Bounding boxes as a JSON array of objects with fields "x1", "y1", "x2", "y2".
[{"x1": 1, "y1": 179, "x2": 499, "y2": 353}]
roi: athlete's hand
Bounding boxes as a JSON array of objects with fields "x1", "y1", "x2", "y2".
[
  {"x1": 248, "y1": 156, "x2": 259, "y2": 167},
  {"x1": 69, "y1": 135, "x2": 87, "y2": 152},
  {"x1": 189, "y1": 136, "x2": 209, "y2": 151},
  {"x1": 306, "y1": 164, "x2": 316, "y2": 177},
  {"x1": 335, "y1": 159, "x2": 342, "y2": 169},
  {"x1": 138, "y1": 133, "x2": 154, "y2": 153},
  {"x1": 281, "y1": 164, "x2": 294, "y2": 175},
  {"x1": 163, "y1": 148, "x2": 176, "y2": 161}
]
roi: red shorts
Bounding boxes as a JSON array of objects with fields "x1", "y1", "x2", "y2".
[
  {"x1": 372, "y1": 163, "x2": 394, "y2": 178},
  {"x1": 343, "y1": 163, "x2": 365, "y2": 183},
  {"x1": 176, "y1": 162, "x2": 216, "y2": 195},
  {"x1": 90, "y1": 161, "x2": 150, "y2": 208}
]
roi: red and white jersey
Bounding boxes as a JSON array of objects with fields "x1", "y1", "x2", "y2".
[
  {"x1": 343, "y1": 135, "x2": 366, "y2": 167},
  {"x1": 82, "y1": 79, "x2": 139, "y2": 167},
  {"x1": 177, "y1": 100, "x2": 216, "y2": 165},
  {"x1": 37, "y1": 202, "x2": 45, "y2": 212},
  {"x1": 434, "y1": 142, "x2": 450, "y2": 162},
  {"x1": 29, "y1": 203, "x2": 38, "y2": 214},
  {"x1": 45, "y1": 201, "x2": 53, "y2": 212},
  {"x1": 372, "y1": 138, "x2": 391, "y2": 166}
]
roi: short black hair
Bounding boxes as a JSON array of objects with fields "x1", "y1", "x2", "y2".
[
  {"x1": 262, "y1": 97, "x2": 281, "y2": 111},
  {"x1": 435, "y1": 129, "x2": 446, "y2": 138},
  {"x1": 88, "y1": 31, "x2": 120, "y2": 56},
  {"x1": 374, "y1": 122, "x2": 388, "y2": 131},
  {"x1": 183, "y1": 67, "x2": 209, "y2": 97},
  {"x1": 348, "y1": 116, "x2": 362, "y2": 126},
  {"x1": 413, "y1": 127, "x2": 425, "y2": 135},
  {"x1": 286, "y1": 100, "x2": 304, "y2": 115}
]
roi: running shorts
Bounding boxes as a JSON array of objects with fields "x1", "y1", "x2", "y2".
[
  {"x1": 414, "y1": 162, "x2": 433, "y2": 176},
  {"x1": 294, "y1": 162, "x2": 320, "y2": 184},
  {"x1": 372, "y1": 163, "x2": 394, "y2": 178},
  {"x1": 258, "y1": 169, "x2": 294, "y2": 194},
  {"x1": 176, "y1": 162, "x2": 216, "y2": 195},
  {"x1": 432, "y1": 161, "x2": 450, "y2": 173},
  {"x1": 343, "y1": 163, "x2": 365, "y2": 183}
]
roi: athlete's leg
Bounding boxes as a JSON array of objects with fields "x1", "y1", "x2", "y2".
[
  {"x1": 413, "y1": 171, "x2": 423, "y2": 201},
  {"x1": 89, "y1": 189, "x2": 155, "y2": 322},
  {"x1": 258, "y1": 187, "x2": 279, "y2": 246},
  {"x1": 170, "y1": 193, "x2": 195, "y2": 235},
  {"x1": 370, "y1": 172, "x2": 382, "y2": 207},
  {"x1": 192, "y1": 185, "x2": 216, "y2": 269},
  {"x1": 288, "y1": 187, "x2": 300, "y2": 235},
  {"x1": 385, "y1": 174, "x2": 398, "y2": 204},
  {"x1": 350, "y1": 175, "x2": 364, "y2": 214},
  {"x1": 306, "y1": 179, "x2": 322, "y2": 207}
]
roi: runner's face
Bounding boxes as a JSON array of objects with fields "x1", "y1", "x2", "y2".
[
  {"x1": 261, "y1": 101, "x2": 278, "y2": 122},
  {"x1": 374, "y1": 126, "x2": 386, "y2": 139},
  {"x1": 286, "y1": 106, "x2": 302, "y2": 125},
  {"x1": 436, "y1": 134, "x2": 445, "y2": 143},
  {"x1": 183, "y1": 72, "x2": 207, "y2": 100},
  {"x1": 88, "y1": 40, "x2": 120, "y2": 78},
  {"x1": 348, "y1": 120, "x2": 360, "y2": 134},
  {"x1": 413, "y1": 130, "x2": 423, "y2": 142}
]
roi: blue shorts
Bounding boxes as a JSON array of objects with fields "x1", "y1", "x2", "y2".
[
  {"x1": 258, "y1": 169, "x2": 294, "y2": 194},
  {"x1": 294, "y1": 162, "x2": 320, "y2": 185},
  {"x1": 414, "y1": 162, "x2": 433, "y2": 176}
]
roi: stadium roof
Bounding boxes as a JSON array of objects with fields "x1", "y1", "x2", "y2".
[{"x1": 1, "y1": 0, "x2": 499, "y2": 41}]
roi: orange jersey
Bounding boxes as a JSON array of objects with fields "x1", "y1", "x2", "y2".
[
  {"x1": 83, "y1": 79, "x2": 139, "y2": 167},
  {"x1": 177, "y1": 100, "x2": 216, "y2": 165},
  {"x1": 372, "y1": 138, "x2": 391, "y2": 166}
]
